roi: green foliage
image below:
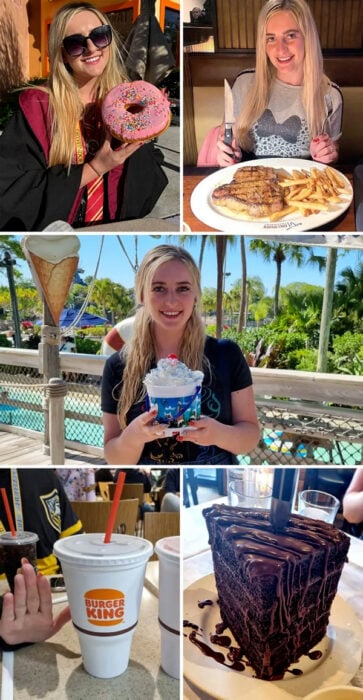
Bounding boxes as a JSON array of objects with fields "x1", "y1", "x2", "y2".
[
  {"x1": 286, "y1": 348, "x2": 321, "y2": 372},
  {"x1": 0, "y1": 79, "x2": 47, "y2": 130},
  {"x1": 331, "y1": 332, "x2": 363, "y2": 375},
  {"x1": 78, "y1": 326, "x2": 109, "y2": 339},
  {"x1": 74, "y1": 337, "x2": 101, "y2": 355},
  {"x1": 0, "y1": 334, "x2": 11, "y2": 348},
  {"x1": 332, "y1": 332, "x2": 363, "y2": 360},
  {"x1": 222, "y1": 327, "x2": 309, "y2": 369}
]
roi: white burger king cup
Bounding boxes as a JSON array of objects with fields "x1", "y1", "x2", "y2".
[
  {"x1": 155, "y1": 536, "x2": 180, "y2": 678},
  {"x1": 53, "y1": 533, "x2": 153, "y2": 678}
]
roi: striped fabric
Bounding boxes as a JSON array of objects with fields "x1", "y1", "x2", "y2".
[
  {"x1": 75, "y1": 121, "x2": 104, "y2": 222},
  {"x1": 85, "y1": 173, "x2": 104, "y2": 222}
]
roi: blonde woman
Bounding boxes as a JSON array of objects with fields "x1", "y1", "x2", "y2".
[
  {"x1": 101, "y1": 245, "x2": 260, "y2": 465},
  {"x1": 198, "y1": 0, "x2": 342, "y2": 167},
  {"x1": 0, "y1": 2, "x2": 167, "y2": 230}
]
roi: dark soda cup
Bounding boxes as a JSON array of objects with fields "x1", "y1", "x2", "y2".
[{"x1": 0, "y1": 531, "x2": 39, "y2": 591}]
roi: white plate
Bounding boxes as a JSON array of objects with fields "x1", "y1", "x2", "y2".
[
  {"x1": 183, "y1": 574, "x2": 363, "y2": 700},
  {"x1": 190, "y1": 158, "x2": 353, "y2": 233}
]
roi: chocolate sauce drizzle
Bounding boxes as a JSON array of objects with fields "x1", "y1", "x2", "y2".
[{"x1": 186, "y1": 596, "x2": 326, "y2": 679}]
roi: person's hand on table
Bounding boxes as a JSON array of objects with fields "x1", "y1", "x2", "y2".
[{"x1": 0, "y1": 559, "x2": 71, "y2": 645}]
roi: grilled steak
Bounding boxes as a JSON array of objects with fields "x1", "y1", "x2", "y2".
[
  {"x1": 211, "y1": 172, "x2": 285, "y2": 217},
  {"x1": 232, "y1": 165, "x2": 279, "y2": 184}
]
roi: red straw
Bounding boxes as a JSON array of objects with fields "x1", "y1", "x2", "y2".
[
  {"x1": 1, "y1": 488, "x2": 16, "y2": 536},
  {"x1": 104, "y1": 472, "x2": 126, "y2": 543}
]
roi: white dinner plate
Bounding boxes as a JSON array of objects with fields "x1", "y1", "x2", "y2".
[
  {"x1": 190, "y1": 158, "x2": 353, "y2": 233},
  {"x1": 183, "y1": 574, "x2": 363, "y2": 700}
]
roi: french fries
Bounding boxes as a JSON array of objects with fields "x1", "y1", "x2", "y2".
[{"x1": 274, "y1": 165, "x2": 350, "y2": 220}]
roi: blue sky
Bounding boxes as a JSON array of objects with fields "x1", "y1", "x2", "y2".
[{"x1": 11, "y1": 234, "x2": 363, "y2": 297}]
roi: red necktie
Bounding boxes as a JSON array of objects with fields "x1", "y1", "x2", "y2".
[{"x1": 75, "y1": 122, "x2": 104, "y2": 223}]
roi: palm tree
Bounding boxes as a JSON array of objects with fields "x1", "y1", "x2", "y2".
[
  {"x1": 0, "y1": 236, "x2": 24, "y2": 262},
  {"x1": 248, "y1": 240, "x2": 326, "y2": 317},
  {"x1": 201, "y1": 287, "x2": 217, "y2": 324},
  {"x1": 276, "y1": 285, "x2": 324, "y2": 343},
  {"x1": 334, "y1": 262, "x2": 363, "y2": 331},
  {"x1": 0, "y1": 236, "x2": 25, "y2": 347},
  {"x1": 216, "y1": 236, "x2": 227, "y2": 337},
  {"x1": 237, "y1": 236, "x2": 247, "y2": 331},
  {"x1": 179, "y1": 234, "x2": 211, "y2": 272}
]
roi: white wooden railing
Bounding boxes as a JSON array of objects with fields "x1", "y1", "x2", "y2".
[{"x1": 0, "y1": 349, "x2": 362, "y2": 464}]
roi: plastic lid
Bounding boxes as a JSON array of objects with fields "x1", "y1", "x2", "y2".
[
  {"x1": 0, "y1": 531, "x2": 39, "y2": 545},
  {"x1": 155, "y1": 536, "x2": 180, "y2": 561},
  {"x1": 54, "y1": 533, "x2": 153, "y2": 566}
]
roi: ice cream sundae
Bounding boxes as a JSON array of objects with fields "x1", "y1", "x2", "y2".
[{"x1": 143, "y1": 355, "x2": 203, "y2": 431}]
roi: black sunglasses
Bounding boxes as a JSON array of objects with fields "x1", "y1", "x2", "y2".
[{"x1": 62, "y1": 25, "x2": 112, "y2": 57}]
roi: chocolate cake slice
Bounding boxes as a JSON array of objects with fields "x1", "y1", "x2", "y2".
[{"x1": 203, "y1": 504, "x2": 350, "y2": 680}]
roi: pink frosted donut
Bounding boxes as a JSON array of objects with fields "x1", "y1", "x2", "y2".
[{"x1": 102, "y1": 80, "x2": 171, "y2": 142}]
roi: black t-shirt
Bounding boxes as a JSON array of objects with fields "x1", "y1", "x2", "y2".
[{"x1": 101, "y1": 336, "x2": 252, "y2": 465}]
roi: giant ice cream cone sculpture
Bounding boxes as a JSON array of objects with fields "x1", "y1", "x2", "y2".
[{"x1": 22, "y1": 236, "x2": 80, "y2": 325}]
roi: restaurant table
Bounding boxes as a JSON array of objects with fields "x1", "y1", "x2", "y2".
[
  {"x1": 183, "y1": 165, "x2": 355, "y2": 232},
  {"x1": 0, "y1": 561, "x2": 179, "y2": 700},
  {"x1": 183, "y1": 497, "x2": 363, "y2": 699}
]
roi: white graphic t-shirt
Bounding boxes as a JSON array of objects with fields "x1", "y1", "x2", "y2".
[{"x1": 232, "y1": 70, "x2": 343, "y2": 159}]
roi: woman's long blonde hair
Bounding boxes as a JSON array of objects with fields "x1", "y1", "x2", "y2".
[
  {"x1": 118, "y1": 245, "x2": 207, "y2": 429},
  {"x1": 236, "y1": 0, "x2": 329, "y2": 149},
  {"x1": 44, "y1": 2, "x2": 128, "y2": 167}
]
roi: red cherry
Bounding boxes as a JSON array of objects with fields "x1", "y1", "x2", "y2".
[{"x1": 167, "y1": 354, "x2": 178, "y2": 360}]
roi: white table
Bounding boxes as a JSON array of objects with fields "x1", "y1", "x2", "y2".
[
  {"x1": 0, "y1": 562, "x2": 178, "y2": 699},
  {"x1": 183, "y1": 498, "x2": 363, "y2": 699}
]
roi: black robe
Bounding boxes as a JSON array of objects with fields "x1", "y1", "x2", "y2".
[{"x1": 0, "y1": 88, "x2": 168, "y2": 231}]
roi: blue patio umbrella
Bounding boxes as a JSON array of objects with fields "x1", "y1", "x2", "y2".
[{"x1": 59, "y1": 308, "x2": 110, "y2": 328}]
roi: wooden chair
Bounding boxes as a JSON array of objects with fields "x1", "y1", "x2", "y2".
[
  {"x1": 99, "y1": 482, "x2": 145, "y2": 508},
  {"x1": 143, "y1": 511, "x2": 180, "y2": 561},
  {"x1": 98, "y1": 481, "x2": 114, "y2": 501},
  {"x1": 70, "y1": 498, "x2": 139, "y2": 536}
]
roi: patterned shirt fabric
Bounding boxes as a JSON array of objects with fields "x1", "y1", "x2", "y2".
[
  {"x1": 232, "y1": 70, "x2": 343, "y2": 159},
  {"x1": 0, "y1": 469, "x2": 82, "y2": 577},
  {"x1": 56, "y1": 469, "x2": 97, "y2": 502},
  {"x1": 101, "y1": 336, "x2": 253, "y2": 465}
]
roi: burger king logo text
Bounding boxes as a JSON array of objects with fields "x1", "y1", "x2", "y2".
[{"x1": 84, "y1": 588, "x2": 125, "y2": 626}]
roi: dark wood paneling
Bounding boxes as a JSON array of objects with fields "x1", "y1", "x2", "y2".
[
  {"x1": 188, "y1": 52, "x2": 363, "y2": 87},
  {"x1": 214, "y1": 0, "x2": 363, "y2": 50}
]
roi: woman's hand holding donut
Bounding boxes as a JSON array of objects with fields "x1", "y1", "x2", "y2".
[
  {"x1": 216, "y1": 124, "x2": 242, "y2": 167},
  {"x1": 310, "y1": 133, "x2": 339, "y2": 164},
  {"x1": 81, "y1": 132, "x2": 142, "y2": 186}
]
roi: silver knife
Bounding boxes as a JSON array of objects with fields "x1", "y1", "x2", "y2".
[{"x1": 224, "y1": 79, "x2": 234, "y2": 147}]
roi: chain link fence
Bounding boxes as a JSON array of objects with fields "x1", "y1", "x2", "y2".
[
  {"x1": 245, "y1": 402, "x2": 363, "y2": 466},
  {"x1": 0, "y1": 351, "x2": 362, "y2": 465},
  {"x1": 0, "y1": 351, "x2": 103, "y2": 450}
]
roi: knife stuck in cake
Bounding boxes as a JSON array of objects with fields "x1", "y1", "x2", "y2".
[
  {"x1": 22, "y1": 235, "x2": 80, "y2": 326},
  {"x1": 270, "y1": 468, "x2": 298, "y2": 531}
]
